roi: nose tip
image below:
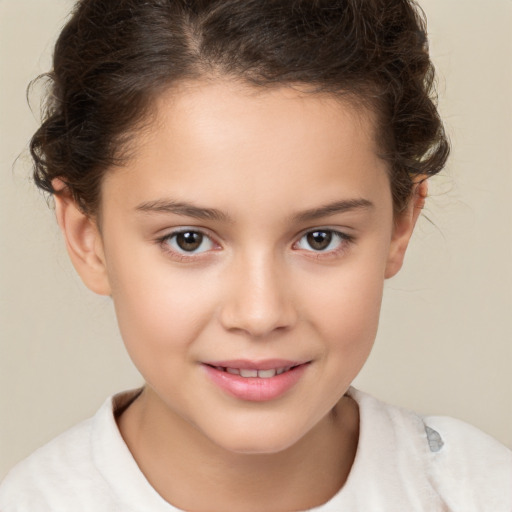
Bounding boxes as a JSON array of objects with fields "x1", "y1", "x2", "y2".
[{"x1": 219, "y1": 261, "x2": 297, "y2": 338}]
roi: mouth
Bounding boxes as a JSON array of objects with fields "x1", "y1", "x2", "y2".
[
  {"x1": 201, "y1": 360, "x2": 311, "y2": 401},
  {"x1": 204, "y1": 364, "x2": 303, "y2": 379}
]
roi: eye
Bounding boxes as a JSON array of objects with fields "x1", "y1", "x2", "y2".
[
  {"x1": 295, "y1": 229, "x2": 350, "y2": 253},
  {"x1": 161, "y1": 229, "x2": 216, "y2": 255}
]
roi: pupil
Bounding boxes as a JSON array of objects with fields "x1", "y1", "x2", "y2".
[
  {"x1": 176, "y1": 232, "x2": 203, "y2": 251},
  {"x1": 307, "y1": 231, "x2": 331, "y2": 251}
]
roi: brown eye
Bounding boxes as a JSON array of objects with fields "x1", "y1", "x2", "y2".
[
  {"x1": 306, "y1": 231, "x2": 332, "y2": 251},
  {"x1": 295, "y1": 229, "x2": 350, "y2": 254},
  {"x1": 176, "y1": 231, "x2": 203, "y2": 251},
  {"x1": 162, "y1": 230, "x2": 215, "y2": 254}
]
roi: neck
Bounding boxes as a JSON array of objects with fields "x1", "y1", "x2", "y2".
[{"x1": 117, "y1": 388, "x2": 359, "y2": 512}]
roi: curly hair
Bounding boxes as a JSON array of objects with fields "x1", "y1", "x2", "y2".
[{"x1": 30, "y1": 0, "x2": 449, "y2": 216}]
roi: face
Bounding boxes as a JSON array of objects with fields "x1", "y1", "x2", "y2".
[{"x1": 60, "y1": 81, "x2": 419, "y2": 454}]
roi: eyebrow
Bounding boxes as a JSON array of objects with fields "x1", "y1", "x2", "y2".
[
  {"x1": 136, "y1": 199, "x2": 230, "y2": 222},
  {"x1": 135, "y1": 197, "x2": 373, "y2": 223},
  {"x1": 291, "y1": 198, "x2": 374, "y2": 222}
]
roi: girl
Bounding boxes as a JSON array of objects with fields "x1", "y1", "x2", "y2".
[{"x1": 1, "y1": 0, "x2": 511, "y2": 510}]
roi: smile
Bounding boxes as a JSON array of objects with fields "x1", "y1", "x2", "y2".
[
  {"x1": 202, "y1": 360, "x2": 311, "y2": 401},
  {"x1": 209, "y1": 365, "x2": 299, "y2": 378}
]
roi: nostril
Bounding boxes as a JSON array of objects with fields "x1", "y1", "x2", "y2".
[
  {"x1": 219, "y1": 301, "x2": 297, "y2": 337},
  {"x1": 217, "y1": 269, "x2": 298, "y2": 337}
]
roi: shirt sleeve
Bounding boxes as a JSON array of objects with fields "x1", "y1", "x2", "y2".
[{"x1": 424, "y1": 415, "x2": 512, "y2": 512}]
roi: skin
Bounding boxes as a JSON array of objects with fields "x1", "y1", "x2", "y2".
[{"x1": 53, "y1": 80, "x2": 425, "y2": 511}]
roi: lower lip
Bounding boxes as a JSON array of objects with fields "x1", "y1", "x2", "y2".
[{"x1": 202, "y1": 364, "x2": 309, "y2": 402}]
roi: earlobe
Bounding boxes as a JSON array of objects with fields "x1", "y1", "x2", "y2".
[
  {"x1": 52, "y1": 179, "x2": 111, "y2": 296},
  {"x1": 384, "y1": 179, "x2": 427, "y2": 279}
]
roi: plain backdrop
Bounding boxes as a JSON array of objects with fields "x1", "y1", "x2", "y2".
[{"x1": 1, "y1": 0, "x2": 511, "y2": 479}]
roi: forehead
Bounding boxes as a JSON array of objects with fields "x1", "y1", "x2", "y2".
[
  {"x1": 101, "y1": 80, "x2": 391, "y2": 219},
  {"x1": 149, "y1": 80, "x2": 379, "y2": 161}
]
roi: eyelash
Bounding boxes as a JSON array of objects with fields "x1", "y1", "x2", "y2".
[
  {"x1": 157, "y1": 228, "x2": 354, "y2": 262},
  {"x1": 157, "y1": 229, "x2": 219, "y2": 262}
]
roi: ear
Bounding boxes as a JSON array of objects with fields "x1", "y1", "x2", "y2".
[
  {"x1": 384, "y1": 179, "x2": 427, "y2": 279},
  {"x1": 52, "y1": 179, "x2": 111, "y2": 295}
]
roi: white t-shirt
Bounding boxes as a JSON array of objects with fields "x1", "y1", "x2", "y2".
[{"x1": 1, "y1": 387, "x2": 511, "y2": 511}]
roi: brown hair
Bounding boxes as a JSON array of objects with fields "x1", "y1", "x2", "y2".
[{"x1": 30, "y1": 0, "x2": 449, "y2": 216}]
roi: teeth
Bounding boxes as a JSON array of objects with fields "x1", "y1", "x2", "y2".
[
  {"x1": 215, "y1": 365, "x2": 298, "y2": 377},
  {"x1": 258, "y1": 369, "x2": 277, "y2": 378},
  {"x1": 227, "y1": 367, "x2": 291, "y2": 378},
  {"x1": 239, "y1": 369, "x2": 258, "y2": 378}
]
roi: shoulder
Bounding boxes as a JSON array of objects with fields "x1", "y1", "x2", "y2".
[
  {"x1": 0, "y1": 416, "x2": 96, "y2": 509},
  {"x1": 0, "y1": 388, "x2": 177, "y2": 512},
  {"x1": 0, "y1": 394, "x2": 123, "y2": 511},
  {"x1": 423, "y1": 414, "x2": 512, "y2": 511},
  {"x1": 347, "y1": 388, "x2": 512, "y2": 511}
]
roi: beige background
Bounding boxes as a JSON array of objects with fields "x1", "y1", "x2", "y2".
[{"x1": 1, "y1": 0, "x2": 511, "y2": 479}]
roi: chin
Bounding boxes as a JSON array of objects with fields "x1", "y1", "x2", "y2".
[{"x1": 206, "y1": 422, "x2": 307, "y2": 456}]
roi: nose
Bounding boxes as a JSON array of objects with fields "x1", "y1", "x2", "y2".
[{"x1": 218, "y1": 251, "x2": 298, "y2": 338}]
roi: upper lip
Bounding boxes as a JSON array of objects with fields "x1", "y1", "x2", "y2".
[{"x1": 202, "y1": 359, "x2": 310, "y2": 371}]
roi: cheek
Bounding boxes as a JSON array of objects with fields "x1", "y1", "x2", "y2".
[
  {"x1": 106, "y1": 249, "x2": 218, "y2": 364},
  {"x1": 289, "y1": 259, "x2": 385, "y2": 418},
  {"x1": 300, "y1": 245, "x2": 388, "y2": 379},
  {"x1": 315, "y1": 271, "x2": 383, "y2": 348},
  {"x1": 307, "y1": 243, "x2": 388, "y2": 329}
]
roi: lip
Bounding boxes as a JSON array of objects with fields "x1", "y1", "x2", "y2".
[
  {"x1": 201, "y1": 359, "x2": 311, "y2": 402},
  {"x1": 203, "y1": 359, "x2": 309, "y2": 371}
]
